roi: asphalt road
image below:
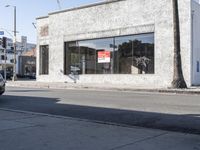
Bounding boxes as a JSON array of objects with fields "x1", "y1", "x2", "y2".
[{"x1": 1, "y1": 87, "x2": 200, "y2": 134}]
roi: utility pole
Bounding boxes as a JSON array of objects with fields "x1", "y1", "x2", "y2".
[
  {"x1": 13, "y1": 6, "x2": 17, "y2": 81},
  {"x1": 57, "y1": 0, "x2": 61, "y2": 10},
  {"x1": 6, "y1": 5, "x2": 17, "y2": 81}
]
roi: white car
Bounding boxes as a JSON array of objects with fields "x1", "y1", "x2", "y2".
[{"x1": 0, "y1": 74, "x2": 5, "y2": 95}]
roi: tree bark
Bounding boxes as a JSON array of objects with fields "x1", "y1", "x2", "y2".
[{"x1": 171, "y1": 0, "x2": 187, "y2": 88}]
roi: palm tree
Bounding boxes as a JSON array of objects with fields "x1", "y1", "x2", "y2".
[{"x1": 171, "y1": 0, "x2": 187, "y2": 88}]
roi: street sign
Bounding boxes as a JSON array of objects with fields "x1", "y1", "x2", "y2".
[{"x1": 0, "y1": 31, "x2": 4, "y2": 35}]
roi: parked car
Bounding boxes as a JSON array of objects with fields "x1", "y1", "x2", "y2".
[{"x1": 0, "y1": 74, "x2": 5, "y2": 95}]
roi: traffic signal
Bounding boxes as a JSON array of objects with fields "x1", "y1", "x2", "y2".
[{"x1": 2, "y1": 37, "x2": 7, "y2": 49}]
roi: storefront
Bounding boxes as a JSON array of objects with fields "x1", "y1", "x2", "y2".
[
  {"x1": 64, "y1": 33, "x2": 154, "y2": 75},
  {"x1": 36, "y1": 0, "x2": 200, "y2": 87}
]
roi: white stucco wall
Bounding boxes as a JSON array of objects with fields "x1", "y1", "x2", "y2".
[
  {"x1": 36, "y1": 17, "x2": 49, "y2": 79},
  {"x1": 36, "y1": 0, "x2": 192, "y2": 88},
  {"x1": 192, "y1": 1, "x2": 200, "y2": 85}
]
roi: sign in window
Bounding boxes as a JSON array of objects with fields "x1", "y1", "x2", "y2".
[{"x1": 98, "y1": 51, "x2": 111, "y2": 63}]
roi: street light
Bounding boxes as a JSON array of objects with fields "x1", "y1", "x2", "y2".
[{"x1": 5, "y1": 5, "x2": 17, "y2": 81}]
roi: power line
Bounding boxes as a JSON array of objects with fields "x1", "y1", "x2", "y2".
[
  {"x1": 0, "y1": 28, "x2": 14, "y2": 38},
  {"x1": 57, "y1": 0, "x2": 61, "y2": 10}
]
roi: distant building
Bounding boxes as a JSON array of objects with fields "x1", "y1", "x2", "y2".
[
  {"x1": 18, "y1": 48, "x2": 36, "y2": 78},
  {"x1": 1, "y1": 36, "x2": 36, "y2": 53},
  {"x1": 36, "y1": 0, "x2": 200, "y2": 87},
  {"x1": 0, "y1": 36, "x2": 36, "y2": 78}
]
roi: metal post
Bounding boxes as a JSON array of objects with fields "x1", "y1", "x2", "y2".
[{"x1": 12, "y1": 6, "x2": 17, "y2": 81}]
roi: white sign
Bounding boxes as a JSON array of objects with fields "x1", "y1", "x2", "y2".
[{"x1": 98, "y1": 51, "x2": 111, "y2": 63}]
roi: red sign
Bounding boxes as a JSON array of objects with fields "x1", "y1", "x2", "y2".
[{"x1": 98, "y1": 51, "x2": 111, "y2": 63}]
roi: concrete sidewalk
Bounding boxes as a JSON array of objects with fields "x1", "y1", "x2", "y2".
[
  {"x1": 0, "y1": 108, "x2": 199, "y2": 150},
  {"x1": 6, "y1": 80, "x2": 200, "y2": 94}
]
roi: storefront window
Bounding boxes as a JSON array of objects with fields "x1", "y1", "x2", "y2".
[
  {"x1": 115, "y1": 33, "x2": 154, "y2": 74},
  {"x1": 64, "y1": 33, "x2": 154, "y2": 75},
  {"x1": 115, "y1": 35, "x2": 133, "y2": 74},
  {"x1": 79, "y1": 40, "x2": 96, "y2": 74},
  {"x1": 91, "y1": 38, "x2": 113, "y2": 74}
]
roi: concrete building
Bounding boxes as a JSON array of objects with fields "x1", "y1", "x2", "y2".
[{"x1": 36, "y1": 0, "x2": 200, "y2": 88}]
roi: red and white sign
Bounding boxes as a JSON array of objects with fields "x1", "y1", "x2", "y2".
[{"x1": 98, "y1": 51, "x2": 111, "y2": 63}]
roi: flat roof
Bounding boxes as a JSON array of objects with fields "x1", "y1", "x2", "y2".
[
  {"x1": 36, "y1": 16, "x2": 49, "y2": 20},
  {"x1": 36, "y1": 0, "x2": 125, "y2": 20}
]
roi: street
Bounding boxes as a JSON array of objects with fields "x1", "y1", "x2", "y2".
[{"x1": 1, "y1": 86, "x2": 200, "y2": 134}]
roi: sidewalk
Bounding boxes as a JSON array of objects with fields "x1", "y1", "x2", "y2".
[
  {"x1": 0, "y1": 108, "x2": 199, "y2": 150},
  {"x1": 6, "y1": 80, "x2": 200, "y2": 94}
]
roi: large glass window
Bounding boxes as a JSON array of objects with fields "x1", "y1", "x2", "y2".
[
  {"x1": 64, "y1": 33, "x2": 154, "y2": 75},
  {"x1": 78, "y1": 40, "x2": 96, "y2": 74},
  {"x1": 115, "y1": 35, "x2": 133, "y2": 74},
  {"x1": 115, "y1": 33, "x2": 154, "y2": 74},
  {"x1": 133, "y1": 34, "x2": 154, "y2": 74},
  {"x1": 39, "y1": 45, "x2": 49, "y2": 75},
  {"x1": 78, "y1": 38, "x2": 113, "y2": 74}
]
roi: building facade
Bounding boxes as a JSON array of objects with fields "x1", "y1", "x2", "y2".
[{"x1": 36, "y1": 0, "x2": 200, "y2": 87}]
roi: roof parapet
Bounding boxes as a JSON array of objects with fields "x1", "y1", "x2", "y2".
[{"x1": 36, "y1": 0, "x2": 125, "y2": 19}]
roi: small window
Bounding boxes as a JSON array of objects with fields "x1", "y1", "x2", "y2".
[
  {"x1": 39, "y1": 45, "x2": 49, "y2": 75},
  {"x1": 1, "y1": 55, "x2": 7, "y2": 60},
  {"x1": 1, "y1": 55, "x2": 4, "y2": 60}
]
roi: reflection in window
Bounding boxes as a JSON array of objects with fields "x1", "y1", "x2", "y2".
[
  {"x1": 115, "y1": 34, "x2": 154, "y2": 74},
  {"x1": 92, "y1": 38, "x2": 113, "y2": 74},
  {"x1": 79, "y1": 40, "x2": 96, "y2": 74},
  {"x1": 115, "y1": 36, "x2": 133, "y2": 74},
  {"x1": 64, "y1": 33, "x2": 154, "y2": 75}
]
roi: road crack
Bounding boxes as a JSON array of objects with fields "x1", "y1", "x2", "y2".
[{"x1": 109, "y1": 132, "x2": 168, "y2": 150}]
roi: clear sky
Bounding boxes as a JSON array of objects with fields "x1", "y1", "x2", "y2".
[{"x1": 0, "y1": 0, "x2": 101, "y2": 43}]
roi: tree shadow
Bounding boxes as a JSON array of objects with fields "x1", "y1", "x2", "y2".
[{"x1": 0, "y1": 94, "x2": 200, "y2": 135}]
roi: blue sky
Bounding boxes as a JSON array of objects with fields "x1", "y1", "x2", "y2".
[{"x1": 0, "y1": 0, "x2": 101, "y2": 43}]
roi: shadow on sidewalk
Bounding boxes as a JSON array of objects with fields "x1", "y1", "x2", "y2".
[{"x1": 0, "y1": 94, "x2": 200, "y2": 135}]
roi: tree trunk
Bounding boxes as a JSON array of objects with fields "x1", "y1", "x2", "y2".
[{"x1": 171, "y1": 0, "x2": 187, "y2": 88}]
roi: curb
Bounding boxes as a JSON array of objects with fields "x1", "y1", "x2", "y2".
[{"x1": 6, "y1": 82, "x2": 200, "y2": 95}]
